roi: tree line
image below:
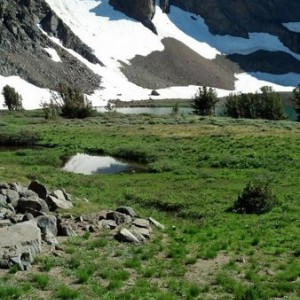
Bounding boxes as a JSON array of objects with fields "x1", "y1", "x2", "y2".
[
  {"x1": 2, "y1": 83, "x2": 300, "y2": 121},
  {"x1": 192, "y1": 85, "x2": 300, "y2": 121}
]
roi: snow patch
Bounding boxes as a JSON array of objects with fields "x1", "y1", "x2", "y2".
[
  {"x1": 0, "y1": 75, "x2": 52, "y2": 110},
  {"x1": 44, "y1": 47, "x2": 61, "y2": 62},
  {"x1": 166, "y1": 6, "x2": 300, "y2": 61},
  {"x1": 282, "y1": 22, "x2": 300, "y2": 33}
]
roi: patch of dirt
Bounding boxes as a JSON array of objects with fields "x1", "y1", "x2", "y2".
[
  {"x1": 185, "y1": 252, "x2": 230, "y2": 285},
  {"x1": 121, "y1": 37, "x2": 238, "y2": 90}
]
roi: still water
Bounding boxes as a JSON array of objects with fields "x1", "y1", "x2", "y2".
[
  {"x1": 97, "y1": 106, "x2": 296, "y2": 120},
  {"x1": 62, "y1": 154, "x2": 144, "y2": 175}
]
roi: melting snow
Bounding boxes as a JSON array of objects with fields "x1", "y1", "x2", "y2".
[{"x1": 44, "y1": 47, "x2": 62, "y2": 62}]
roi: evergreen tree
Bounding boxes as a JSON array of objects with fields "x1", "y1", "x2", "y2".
[
  {"x1": 2, "y1": 85, "x2": 23, "y2": 111},
  {"x1": 192, "y1": 86, "x2": 218, "y2": 116}
]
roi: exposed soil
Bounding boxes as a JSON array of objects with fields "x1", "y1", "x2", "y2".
[
  {"x1": 185, "y1": 253, "x2": 230, "y2": 285},
  {"x1": 121, "y1": 37, "x2": 238, "y2": 90}
]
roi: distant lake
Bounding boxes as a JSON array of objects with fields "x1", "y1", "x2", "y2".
[{"x1": 97, "y1": 105, "x2": 297, "y2": 121}]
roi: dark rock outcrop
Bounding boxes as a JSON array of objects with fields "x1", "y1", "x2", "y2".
[
  {"x1": 169, "y1": 0, "x2": 300, "y2": 54},
  {"x1": 0, "y1": 0, "x2": 101, "y2": 93},
  {"x1": 109, "y1": 0, "x2": 157, "y2": 33}
]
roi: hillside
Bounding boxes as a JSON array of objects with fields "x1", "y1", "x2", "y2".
[{"x1": 0, "y1": 0, "x2": 300, "y2": 108}]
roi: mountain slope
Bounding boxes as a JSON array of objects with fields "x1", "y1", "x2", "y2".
[{"x1": 1, "y1": 0, "x2": 300, "y2": 109}]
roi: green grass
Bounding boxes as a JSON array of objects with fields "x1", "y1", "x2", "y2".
[{"x1": 0, "y1": 110, "x2": 300, "y2": 299}]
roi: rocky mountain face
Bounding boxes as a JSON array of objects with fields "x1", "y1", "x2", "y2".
[
  {"x1": 111, "y1": 0, "x2": 300, "y2": 54},
  {"x1": 109, "y1": 0, "x2": 157, "y2": 33},
  {"x1": 110, "y1": 0, "x2": 300, "y2": 76},
  {"x1": 0, "y1": 0, "x2": 101, "y2": 92},
  {"x1": 169, "y1": 0, "x2": 300, "y2": 54}
]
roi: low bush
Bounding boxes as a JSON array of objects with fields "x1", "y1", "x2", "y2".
[
  {"x1": 0, "y1": 131, "x2": 40, "y2": 146},
  {"x1": 232, "y1": 179, "x2": 278, "y2": 214},
  {"x1": 41, "y1": 83, "x2": 96, "y2": 119}
]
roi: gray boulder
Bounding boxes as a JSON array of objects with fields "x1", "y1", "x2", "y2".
[
  {"x1": 107, "y1": 211, "x2": 132, "y2": 225},
  {"x1": 131, "y1": 225, "x2": 151, "y2": 239},
  {"x1": 0, "y1": 220, "x2": 42, "y2": 270},
  {"x1": 116, "y1": 206, "x2": 137, "y2": 218},
  {"x1": 58, "y1": 225, "x2": 77, "y2": 237},
  {"x1": 9, "y1": 182, "x2": 23, "y2": 193},
  {"x1": 46, "y1": 195, "x2": 73, "y2": 211},
  {"x1": 6, "y1": 189, "x2": 20, "y2": 208},
  {"x1": 0, "y1": 182, "x2": 9, "y2": 189},
  {"x1": 130, "y1": 227, "x2": 147, "y2": 243},
  {"x1": 36, "y1": 215, "x2": 58, "y2": 236},
  {"x1": 0, "y1": 194, "x2": 7, "y2": 206},
  {"x1": 17, "y1": 196, "x2": 49, "y2": 214},
  {"x1": 99, "y1": 219, "x2": 117, "y2": 229},
  {"x1": 115, "y1": 228, "x2": 140, "y2": 243},
  {"x1": 28, "y1": 180, "x2": 48, "y2": 200},
  {"x1": 43, "y1": 228, "x2": 59, "y2": 245},
  {"x1": 133, "y1": 218, "x2": 150, "y2": 229}
]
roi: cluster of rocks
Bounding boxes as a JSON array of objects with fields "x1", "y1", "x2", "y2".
[
  {"x1": 0, "y1": 180, "x2": 165, "y2": 271},
  {"x1": 0, "y1": 180, "x2": 73, "y2": 271},
  {"x1": 56, "y1": 206, "x2": 165, "y2": 244}
]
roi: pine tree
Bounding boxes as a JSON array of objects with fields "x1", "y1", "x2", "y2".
[{"x1": 191, "y1": 86, "x2": 218, "y2": 116}]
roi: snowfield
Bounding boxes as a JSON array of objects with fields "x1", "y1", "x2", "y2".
[{"x1": 1, "y1": 0, "x2": 300, "y2": 109}]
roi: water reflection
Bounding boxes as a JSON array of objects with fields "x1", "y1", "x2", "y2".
[{"x1": 62, "y1": 154, "x2": 129, "y2": 175}]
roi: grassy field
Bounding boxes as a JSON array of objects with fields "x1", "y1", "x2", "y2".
[{"x1": 0, "y1": 110, "x2": 300, "y2": 299}]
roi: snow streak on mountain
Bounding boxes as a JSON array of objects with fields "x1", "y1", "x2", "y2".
[{"x1": 1, "y1": 0, "x2": 300, "y2": 109}]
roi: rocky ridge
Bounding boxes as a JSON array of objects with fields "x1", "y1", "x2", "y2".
[
  {"x1": 0, "y1": 0, "x2": 101, "y2": 93},
  {"x1": 0, "y1": 180, "x2": 163, "y2": 271}
]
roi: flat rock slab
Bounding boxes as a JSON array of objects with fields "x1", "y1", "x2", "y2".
[
  {"x1": 0, "y1": 220, "x2": 41, "y2": 257},
  {"x1": 46, "y1": 195, "x2": 73, "y2": 210},
  {"x1": 133, "y1": 218, "x2": 150, "y2": 229}
]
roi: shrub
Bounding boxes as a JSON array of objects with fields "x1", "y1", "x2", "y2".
[
  {"x1": 2, "y1": 85, "x2": 23, "y2": 111},
  {"x1": 58, "y1": 83, "x2": 96, "y2": 118},
  {"x1": 232, "y1": 179, "x2": 278, "y2": 214},
  {"x1": 224, "y1": 86, "x2": 285, "y2": 120},
  {"x1": 192, "y1": 86, "x2": 218, "y2": 116},
  {"x1": 291, "y1": 84, "x2": 300, "y2": 121},
  {"x1": 40, "y1": 91, "x2": 61, "y2": 119}
]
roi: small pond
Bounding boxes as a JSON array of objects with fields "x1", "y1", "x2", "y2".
[{"x1": 62, "y1": 153, "x2": 143, "y2": 175}]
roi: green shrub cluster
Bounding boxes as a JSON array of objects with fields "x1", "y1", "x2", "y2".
[
  {"x1": 224, "y1": 86, "x2": 285, "y2": 120},
  {"x1": 58, "y1": 83, "x2": 96, "y2": 119},
  {"x1": 232, "y1": 179, "x2": 278, "y2": 214},
  {"x1": 41, "y1": 83, "x2": 96, "y2": 119}
]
